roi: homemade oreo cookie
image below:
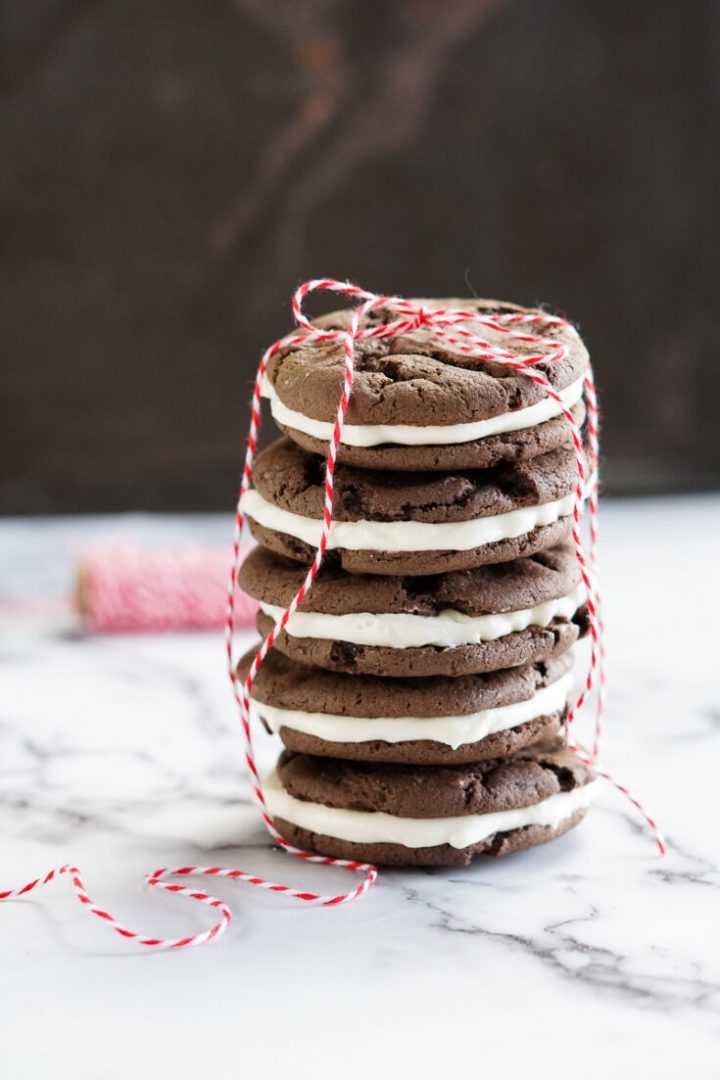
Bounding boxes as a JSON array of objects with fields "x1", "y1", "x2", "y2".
[
  {"x1": 264, "y1": 739, "x2": 596, "y2": 866},
  {"x1": 241, "y1": 437, "x2": 584, "y2": 576},
  {"x1": 262, "y1": 298, "x2": 589, "y2": 471},
  {"x1": 239, "y1": 645, "x2": 574, "y2": 765},
  {"x1": 237, "y1": 289, "x2": 596, "y2": 867},
  {"x1": 240, "y1": 543, "x2": 587, "y2": 677}
]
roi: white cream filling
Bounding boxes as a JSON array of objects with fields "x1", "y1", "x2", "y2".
[
  {"x1": 252, "y1": 671, "x2": 572, "y2": 750},
  {"x1": 263, "y1": 770, "x2": 596, "y2": 849},
  {"x1": 259, "y1": 582, "x2": 585, "y2": 648},
  {"x1": 262, "y1": 376, "x2": 585, "y2": 448},
  {"x1": 240, "y1": 487, "x2": 580, "y2": 553}
]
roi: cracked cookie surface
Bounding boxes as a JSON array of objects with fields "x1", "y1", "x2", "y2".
[{"x1": 265, "y1": 298, "x2": 588, "y2": 470}]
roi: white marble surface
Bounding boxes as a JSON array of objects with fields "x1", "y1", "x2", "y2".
[{"x1": 1, "y1": 500, "x2": 719, "y2": 1079}]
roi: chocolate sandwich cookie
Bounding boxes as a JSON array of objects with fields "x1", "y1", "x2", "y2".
[
  {"x1": 240, "y1": 437, "x2": 584, "y2": 576},
  {"x1": 264, "y1": 739, "x2": 596, "y2": 866},
  {"x1": 262, "y1": 298, "x2": 589, "y2": 471},
  {"x1": 240, "y1": 543, "x2": 587, "y2": 678},
  {"x1": 239, "y1": 645, "x2": 574, "y2": 765}
]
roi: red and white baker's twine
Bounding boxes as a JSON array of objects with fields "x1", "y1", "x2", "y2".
[
  {"x1": 0, "y1": 279, "x2": 664, "y2": 949},
  {"x1": 79, "y1": 545, "x2": 258, "y2": 632}
]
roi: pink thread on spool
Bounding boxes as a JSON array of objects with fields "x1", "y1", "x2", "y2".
[{"x1": 77, "y1": 544, "x2": 258, "y2": 632}]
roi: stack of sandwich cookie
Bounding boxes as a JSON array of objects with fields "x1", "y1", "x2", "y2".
[{"x1": 238, "y1": 297, "x2": 596, "y2": 867}]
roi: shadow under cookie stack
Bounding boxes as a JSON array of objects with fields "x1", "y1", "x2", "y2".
[{"x1": 237, "y1": 298, "x2": 597, "y2": 868}]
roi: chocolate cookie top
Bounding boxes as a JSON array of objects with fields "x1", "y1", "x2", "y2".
[
  {"x1": 239, "y1": 645, "x2": 572, "y2": 719},
  {"x1": 250, "y1": 437, "x2": 579, "y2": 525},
  {"x1": 239, "y1": 543, "x2": 581, "y2": 617},
  {"x1": 267, "y1": 298, "x2": 588, "y2": 427},
  {"x1": 276, "y1": 738, "x2": 594, "y2": 819}
]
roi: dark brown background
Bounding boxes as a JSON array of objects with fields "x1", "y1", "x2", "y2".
[{"x1": 2, "y1": 0, "x2": 719, "y2": 513}]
